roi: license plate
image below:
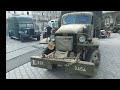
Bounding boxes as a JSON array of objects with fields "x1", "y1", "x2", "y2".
[{"x1": 32, "y1": 60, "x2": 44, "y2": 66}]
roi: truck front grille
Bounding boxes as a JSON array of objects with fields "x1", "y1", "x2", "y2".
[
  {"x1": 55, "y1": 36, "x2": 73, "y2": 51},
  {"x1": 27, "y1": 29, "x2": 34, "y2": 35}
]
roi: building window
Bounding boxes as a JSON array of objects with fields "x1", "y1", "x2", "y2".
[
  {"x1": 27, "y1": 11, "x2": 29, "y2": 15},
  {"x1": 42, "y1": 12, "x2": 44, "y2": 16},
  {"x1": 38, "y1": 12, "x2": 40, "y2": 15},
  {"x1": 105, "y1": 16, "x2": 111, "y2": 25}
]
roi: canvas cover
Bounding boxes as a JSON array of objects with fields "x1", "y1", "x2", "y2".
[
  {"x1": 55, "y1": 36, "x2": 73, "y2": 51},
  {"x1": 55, "y1": 50, "x2": 68, "y2": 59}
]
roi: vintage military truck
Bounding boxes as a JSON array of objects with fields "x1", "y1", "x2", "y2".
[
  {"x1": 31, "y1": 12, "x2": 101, "y2": 76},
  {"x1": 8, "y1": 16, "x2": 41, "y2": 42}
]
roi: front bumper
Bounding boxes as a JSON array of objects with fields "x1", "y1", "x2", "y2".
[
  {"x1": 30, "y1": 56, "x2": 96, "y2": 76},
  {"x1": 20, "y1": 32, "x2": 40, "y2": 38}
]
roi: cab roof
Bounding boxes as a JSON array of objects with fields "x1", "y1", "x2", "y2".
[{"x1": 62, "y1": 12, "x2": 93, "y2": 17}]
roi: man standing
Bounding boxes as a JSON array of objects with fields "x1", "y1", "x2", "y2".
[
  {"x1": 46, "y1": 25, "x2": 52, "y2": 38},
  {"x1": 43, "y1": 26, "x2": 47, "y2": 38}
]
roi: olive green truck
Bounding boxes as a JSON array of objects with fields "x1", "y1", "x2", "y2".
[{"x1": 30, "y1": 12, "x2": 101, "y2": 76}]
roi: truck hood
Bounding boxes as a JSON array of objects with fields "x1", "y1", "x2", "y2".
[{"x1": 55, "y1": 24, "x2": 87, "y2": 34}]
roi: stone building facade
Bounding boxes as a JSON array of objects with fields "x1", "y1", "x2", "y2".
[
  {"x1": 103, "y1": 11, "x2": 120, "y2": 30},
  {"x1": 32, "y1": 11, "x2": 61, "y2": 32}
]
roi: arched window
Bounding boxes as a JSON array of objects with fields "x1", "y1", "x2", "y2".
[
  {"x1": 105, "y1": 16, "x2": 111, "y2": 25},
  {"x1": 27, "y1": 11, "x2": 29, "y2": 15},
  {"x1": 42, "y1": 12, "x2": 44, "y2": 16}
]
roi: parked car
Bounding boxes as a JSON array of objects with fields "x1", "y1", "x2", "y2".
[{"x1": 100, "y1": 30, "x2": 111, "y2": 38}]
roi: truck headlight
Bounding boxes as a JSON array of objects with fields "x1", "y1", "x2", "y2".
[{"x1": 79, "y1": 35, "x2": 86, "y2": 43}]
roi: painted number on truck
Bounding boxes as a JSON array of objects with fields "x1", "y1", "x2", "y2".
[
  {"x1": 32, "y1": 60, "x2": 44, "y2": 65},
  {"x1": 74, "y1": 66, "x2": 86, "y2": 72}
]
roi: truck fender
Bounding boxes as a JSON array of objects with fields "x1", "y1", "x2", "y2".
[{"x1": 91, "y1": 38, "x2": 100, "y2": 47}]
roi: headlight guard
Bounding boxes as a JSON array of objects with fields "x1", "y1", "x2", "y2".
[{"x1": 79, "y1": 35, "x2": 86, "y2": 43}]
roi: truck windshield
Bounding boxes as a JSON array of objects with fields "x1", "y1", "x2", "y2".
[
  {"x1": 63, "y1": 15, "x2": 90, "y2": 24},
  {"x1": 19, "y1": 23, "x2": 34, "y2": 28}
]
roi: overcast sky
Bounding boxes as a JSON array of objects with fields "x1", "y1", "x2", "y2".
[
  {"x1": 103, "y1": 11, "x2": 115, "y2": 13},
  {"x1": 6, "y1": 11, "x2": 116, "y2": 18}
]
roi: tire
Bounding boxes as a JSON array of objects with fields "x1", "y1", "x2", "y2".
[
  {"x1": 20, "y1": 35, "x2": 24, "y2": 42},
  {"x1": 37, "y1": 36, "x2": 40, "y2": 40},
  {"x1": 47, "y1": 64, "x2": 57, "y2": 71},
  {"x1": 9, "y1": 32, "x2": 13, "y2": 39},
  {"x1": 85, "y1": 48, "x2": 101, "y2": 67},
  {"x1": 9, "y1": 32, "x2": 11, "y2": 37},
  {"x1": 118, "y1": 30, "x2": 120, "y2": 34}
]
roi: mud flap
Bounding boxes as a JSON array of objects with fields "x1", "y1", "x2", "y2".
[{"x1": 64, "y1": 61, "x2": 96, "y2": 76}]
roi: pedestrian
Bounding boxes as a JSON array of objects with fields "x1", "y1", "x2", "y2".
[
  {"x1": 46, "y1": 25, "x2": 52, "y2": 38},
  {"x1": 43, "y1": 26, "x2": 47, "y2": 38}
]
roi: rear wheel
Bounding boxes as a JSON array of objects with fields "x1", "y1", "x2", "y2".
[
  {"x1": 37, "y1": 36, "x2": 40, "y2": 40},
  {"x1": 9, "y1": 32, "x2": 13, "y2": 39},
  {"x1": 47, "y1": 64, "x2": 57, "y2": 71},
  {"x1": 20, "y1": 35, "x2": 24, "y2": 42},
  {"x1": 9, "y1": 32, "x2": 11, "y2": 37}
]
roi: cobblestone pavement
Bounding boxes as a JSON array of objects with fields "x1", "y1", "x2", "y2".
[
  {"x1": 6, "y1": 36, "x2": 40, "y2": 54},
  {"x1": 6, "y1": 33, "x2": 120, "y2": 79},
  {"x1": 6, "y1": 36, "x2": 47, "y2": 72}
]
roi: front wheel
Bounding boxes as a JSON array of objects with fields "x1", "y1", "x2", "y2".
[
  {"x1": 85, "y1": 49, "x2": 100, "y2": 67},
  {"x1": 118, "y1": 30, "x2": 120, "y2": 34},
  {"x1": 47, "y1": 64, "x2": 57, "y2": 71}
]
